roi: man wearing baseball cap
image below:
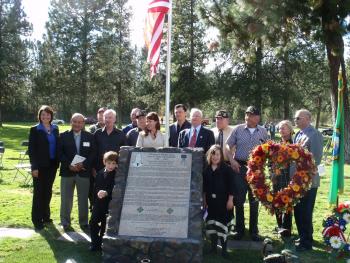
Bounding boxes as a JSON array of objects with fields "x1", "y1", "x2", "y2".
[
  {"x1": 89, "y1": 107, "x2": 107, "y2": 134},
  {"x1": 211, "y1": 110, "x2": 233, "y2": 161},
  {"x1": 225, "y1": 106, "x2": 268, "y2": 241},
  {"x1": 126, "y1": 110, "x2": 147, "y2": 146}
]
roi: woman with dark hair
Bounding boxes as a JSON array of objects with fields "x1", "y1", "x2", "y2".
[
  {"x1": 136, "y1": 112, "x2": 166, "y2": 148},
  {"x1": 203, "y1": 145, "x2": 235, "y2": 258},
  {"x1": 28, "y1": 105, "x2": 59, "y2": 230}
]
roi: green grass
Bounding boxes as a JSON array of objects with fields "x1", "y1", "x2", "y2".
[{"x1": 0, "y1": 123, "x2": 349, "y2": 262}]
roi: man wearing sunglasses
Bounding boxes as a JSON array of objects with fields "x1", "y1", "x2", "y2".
[{"x1": 293, "y1": 109, "x2": 323, "y2": 252}]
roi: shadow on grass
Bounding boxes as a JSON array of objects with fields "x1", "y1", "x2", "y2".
[{"x1": 39, "y1": 224, "x2": 102, "y2": 263}]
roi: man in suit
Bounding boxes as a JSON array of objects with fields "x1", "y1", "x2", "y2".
[
  {"x1": 293, "y1": 109, "x2": 323, "y2": 251},
  {"x1": 178, "y1": 108, "x2": 215, "y2": 153},
  {"x1": 59, "y1": 113, "x2": 96, "y2": 231},
  {"x1": 169, "y1": 104, "x2": 191, "y2": 147}
]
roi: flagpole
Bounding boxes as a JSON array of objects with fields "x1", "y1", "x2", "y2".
[{"x1": 164, "y1": 0, "x2": 172, "y2": 147}]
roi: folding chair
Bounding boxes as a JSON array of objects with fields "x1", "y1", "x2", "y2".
[
  {"x1": 18, "y1": 141, "x2": 29, "y2": 164},
  {"x1": 13, "y1": 163, "x2": 31, "y2": 184}
]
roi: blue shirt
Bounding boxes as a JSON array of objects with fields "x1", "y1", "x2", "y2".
[
  {"x1": 189, "y1": 125, "x2": 201, "y2": 144},
  {"x1": 122, "y1": 123, "x2": 137, "y2": 134},
  {"x1": 37, "y1": 123, "x2": 57, "y2": 159}
]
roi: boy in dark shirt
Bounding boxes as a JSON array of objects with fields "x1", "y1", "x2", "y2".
[{"x1": 89, "y1": 151, "x2": 117, "y2": 251}]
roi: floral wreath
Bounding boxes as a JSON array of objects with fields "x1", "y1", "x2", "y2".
[
  {"x1": 322, "y1": 203, "x2": 350, "y2": 256},
  {"x1": 246, "y1": 141, "x2": 317, "y2": 214}
]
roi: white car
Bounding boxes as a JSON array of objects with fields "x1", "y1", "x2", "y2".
[{"x1": 52, "y1": 119, "x2": 65, "y2": 125}]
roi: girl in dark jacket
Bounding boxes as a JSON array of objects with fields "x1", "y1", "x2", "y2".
[{"x1": 203, "y1": 144, "x2": 235, "y2": 258}]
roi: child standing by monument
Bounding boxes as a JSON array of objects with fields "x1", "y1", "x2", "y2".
[
  {"x1": 203, "y1": 145, "x2": 235, "y2": 258},
  {"x1": 89, "y1": 151, "x2": 118, "y2": 251}
]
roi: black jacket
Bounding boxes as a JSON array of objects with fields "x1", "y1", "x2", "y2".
[
  {"x1": 169, "y1": 120, "x2": 191, "y2": 147},
  {"x1": 59, "y1": 130, "x2": 96, "y2": 177},
  {"x1": 178, "y1": 126, "x2": 215, "y2": 154},
  {"x1": 28, "y1": 124, "x2": 59, "y2": 171}
]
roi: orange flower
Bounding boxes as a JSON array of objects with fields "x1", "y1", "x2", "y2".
[
  {"x1": 262, "y1": 144, "x2": 269, "y2": 153},
  {"x1": 257, "y1": 188, "x2": 264, "y2": 195},
  {"x1": 254, "y1": 156, "x2": 262, "y2": 164},
  {"x1": 292, "y1": 185, "x2": 300, "y2": 192},
  {"x1": 287, "y1": 148, "x2": 294, "y2": 155},
  {"x1": 266, "y1": 194, "x2": 273, "y2": 202},
  {"x1": 277, "y1": 156, "x2": 284, "y2": 163},
  {"x1": 281, "y1": 195, "x2": 290, "y2": 204},
  {"x1": 291, "y1": 151, "x2": 299, "y2": 159}
]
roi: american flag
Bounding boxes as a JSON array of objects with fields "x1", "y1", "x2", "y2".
[{"x1": 144, "y1": 0, "x2": 170, "y2": 78}]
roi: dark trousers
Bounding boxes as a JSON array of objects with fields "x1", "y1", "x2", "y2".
[
  {"x1": 294, "y1": 187, "x2": 318, "y2": 248},
  {"x1": 89, "y1": 201, "x2": 108, "y2": 248},
  {"x1": 234, "y1": 165, "x2": 259, "y2": 235},
  {"x1": 32, "y1": 164, "x2": 57, "y2": 227},
  {"x1": 275, "y1": 211, "x2": 292, "y2": 231}
]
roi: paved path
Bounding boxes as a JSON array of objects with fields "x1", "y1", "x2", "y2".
[{"x1": 0, "y1": 227, "x2": 90, "y2": 243}]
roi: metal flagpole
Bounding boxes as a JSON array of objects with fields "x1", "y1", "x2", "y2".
[{"x1": 164, "y1": 0, "x2": 172, "y2": 147}]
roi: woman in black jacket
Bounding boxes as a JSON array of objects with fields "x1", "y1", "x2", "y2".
[{"x1": 28, "y1": 105, "x2": 59, "y2": 230}]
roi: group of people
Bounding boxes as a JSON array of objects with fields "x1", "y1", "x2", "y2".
[{"x1": 27, "y1": 103, "x2": 323, "y2": 255}]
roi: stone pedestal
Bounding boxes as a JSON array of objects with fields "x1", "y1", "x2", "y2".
[{"x1": 103, "y1": 147, "x2": 203, "y2": 263}]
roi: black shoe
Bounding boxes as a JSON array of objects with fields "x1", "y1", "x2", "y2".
[
  {"x1": 34, "y1": 224, "x2": 44, "y2": 231},
  {"x1": 295, "y1": 244, "x2": 312, "y2": 252},
  {"x1": 43, "y1": 219, "x2": 53, "y2": 224},
  {"x1": 80, "y1": 224, "x2": 89, "y2": 232},
  {"x1": 89, "y1": 245, "x2": 102, "y2": 252},
  {"x1": 232, "y1": 232, "x2": 244, "y2": 240},
  {"x1": 251, "y1": 234, "x2": 262, "y2": 242}
]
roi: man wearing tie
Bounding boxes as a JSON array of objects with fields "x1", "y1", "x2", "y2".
[
  {"x1": 225, "y1": 106, "x2": 268, "y2": 241},
  {"x1": 59, "y1": 113, "x2": 96, "y2": 231},
  {"x1": 211, "y1": 110, "x2": 233, "y2": 157},
  {"x1": 178, "y1": 108, "x2": 215, "y2": 154},
  {"x1": 293, "y1": 109, "x2": 323, "y2": 251},
  {"x1": 169, "y1": 104, "x2": 191, "y2": 147}
]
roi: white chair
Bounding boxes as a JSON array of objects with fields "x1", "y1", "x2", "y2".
[{"x1": 18, "y1": 141, "x2": 29, "y2": 164}]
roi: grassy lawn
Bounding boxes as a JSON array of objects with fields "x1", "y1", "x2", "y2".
[{"x1": 0, "y1": 123, "x2": 349, "y2": 262}]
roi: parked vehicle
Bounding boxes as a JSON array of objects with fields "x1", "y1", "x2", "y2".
[
  {"x1": 321, "y1": 128, "x2": 333, "y2": 136},
  {"x1": 85, "y1": 116, "x2": 97, "y2": 124},
  {"x1": 52, "y1": 119, "x2": 65, "y2": 125}
]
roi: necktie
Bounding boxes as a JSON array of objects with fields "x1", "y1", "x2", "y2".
[
  {"x1": 74, "y1": 134, "x2": 80, "y2": 154},
  {"x1": 189, "y1": 129, "x2": 197, "y2": 147},
  {"x1": 218, "y1": 129, "x2": 223, "y2": 148}
]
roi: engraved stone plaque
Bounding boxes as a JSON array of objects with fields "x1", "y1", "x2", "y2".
[{"x1": 118, "y1": 152, "x2": 192, "y2": 238}]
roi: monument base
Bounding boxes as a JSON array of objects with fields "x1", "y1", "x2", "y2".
[
  {"x1": 103, "y1": 147, "x2": 204, "y2": 263},
  {"x1": 103, "y1": 236, "x2": 202, "y2": 263}
]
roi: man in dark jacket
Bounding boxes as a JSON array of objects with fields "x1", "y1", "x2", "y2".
[
  {"x1": 59, "y1": 113, "x2": 96, "y2": 230},
  {"x1": 178, "y1": 108, "x2": 215, "y2": 154}
]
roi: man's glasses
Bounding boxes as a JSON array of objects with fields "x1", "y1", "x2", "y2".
[{"x1": 294, "y1": 117, "x2": 303, "y2": 121}]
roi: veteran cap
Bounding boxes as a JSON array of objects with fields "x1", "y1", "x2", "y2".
[
  {"x1": 245, "y1": 106, "x2": 260, "y2": 115},
  {"x1": 215, "y1": 110, "x2": 229, "y2": 118},
  {"x1": 136, "y1": 110, "x2": 147, "y2": 118}
]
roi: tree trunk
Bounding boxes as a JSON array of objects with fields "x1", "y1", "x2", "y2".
[
  {"x1": 315, "y1": 96, "x2": 322, "y2": 129},
  {"x1": 255, "y1": 38, "x2": 263, "y2": 113},
  {"x1": 325, "y1": 28, "x2": 349, "y2": 163}
]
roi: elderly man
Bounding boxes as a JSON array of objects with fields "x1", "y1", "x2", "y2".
[
  {"x1": 89, "y1": 107, "x2": 107, "y2": 134},
  {"x1": 293, "y1": 109, "x2": 323, "y2": 251},
  {"x1": 94, "y1": 109, "x2": 127, "y2": 171},
  {"x1": 211, "y1": 110, "x2": 233, "y2": 159},
  {"x1": 178, "y1": 108, "x2": 215, "y2": 153},
  {"x1": 226, "y1": 106, "x2": 268, "y2": 241},
  {"x1": 169, "y1": 104, "x2": 191, "y2": 147},
  {"x1": 126, "y1": 110, "x2": 147, "y2": 146},
  {"x1": 59, "y1": 113, "x2": 96, "y2": 231},
  {"x1": 122, "y1": 108, "x2": 140, "y2": 134}
]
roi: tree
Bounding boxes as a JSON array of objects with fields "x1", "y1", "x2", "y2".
[{"x1": 0, "y1": 0, "x2": 31, "y2": 126}]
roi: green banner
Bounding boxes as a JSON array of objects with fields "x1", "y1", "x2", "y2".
[{"x1": 328, "y1": 71, "x2": 345, "y2": 205}]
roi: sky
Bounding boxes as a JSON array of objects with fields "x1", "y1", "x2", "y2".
[{"x1": 22, "y1": 0, "x2": 148, "y2": 47}]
